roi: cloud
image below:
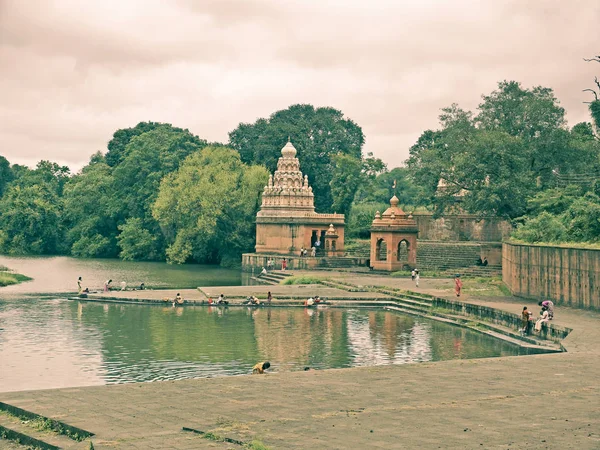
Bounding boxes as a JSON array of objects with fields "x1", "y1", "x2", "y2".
[{"x1": 0, "y1": 0, "x2": 598, "y2": 172}]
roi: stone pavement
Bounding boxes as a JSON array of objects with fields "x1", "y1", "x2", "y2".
[{"x1": 2, "y1": 272, "x2": 600, "y2": 449}]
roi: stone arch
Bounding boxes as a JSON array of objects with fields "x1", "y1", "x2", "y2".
[
  {"x1": 376, "y1": 238, "x2": 387, "y2": 261},
  {"x1": 397, "y1": 239, "x2": 409, "y2": 262}
]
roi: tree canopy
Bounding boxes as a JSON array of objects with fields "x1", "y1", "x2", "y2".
[{"x1": 228, "y1": 104, "x2": 366, "y2": 212}]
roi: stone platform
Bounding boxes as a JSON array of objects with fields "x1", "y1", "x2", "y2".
[{"x1": 2, "y1": 273, "x2": 600, "y2": 449}]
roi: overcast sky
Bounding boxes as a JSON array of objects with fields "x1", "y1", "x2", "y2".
[{"x1": 1, "y1": 0, "x2": 599, "y2": 171}]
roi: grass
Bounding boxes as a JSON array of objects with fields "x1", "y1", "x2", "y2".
[
  {"x1": 0, "y1": 272, "x2": 33, "y2": 287},
  {"x1": 281, "y1": 275, "x2": 329, "y2": 285},
  {"x1": 461, "y1": 276, "x2": 510, "y2": 297},
  {"x1": 507, "y1": 239, "x2": 600, "y2": 250}
]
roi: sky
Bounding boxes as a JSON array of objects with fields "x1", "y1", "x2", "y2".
[{"x1": 1, "y1": 0, "x2": 599, "y2": 172}]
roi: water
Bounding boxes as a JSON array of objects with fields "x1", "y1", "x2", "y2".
[
  {"x1": 0, "y1": 298, "x2": 531, "y2": 393},
  {"x1": 0, "y1": 255, "x2": 241, "y2": 294}
]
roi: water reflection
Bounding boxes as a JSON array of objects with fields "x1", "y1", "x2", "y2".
[
  {"x1": 0, "y1": 255, "x2": 241, "y2": 294},
  {"x1": 0, "y1": 299, "x2": 530, "y2": 393}
]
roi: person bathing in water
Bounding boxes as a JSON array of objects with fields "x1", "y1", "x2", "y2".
[{"x1": 252, "y1": 361, "x2": 271, "y2": 374}]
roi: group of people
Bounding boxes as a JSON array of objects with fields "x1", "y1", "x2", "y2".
[
  {"x1": 207, "y1": 293, "x2": 229, "y2": 305},
  {"x1": 304, "y1": 295, "x2": 321, "y2": 306},
  {"x1": 476, "y1": 256, "x2": 489, "y2": 266},
  {"x1": 100, "y1": 279, "x2": 144, "y2": 292},
  {"x1": 521, "y1": 300, "x2": 555, "y2": 334},
  {"x1": 299, "y1": 246, "x2": 317, "y2": 257}
]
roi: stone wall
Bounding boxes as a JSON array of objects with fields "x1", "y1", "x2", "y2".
[
  {"x1": 412, "y1": 213, "x2": 511, "y2": 242},
  {"x1": 503, "y1": 242, "x2": 600, "y2": 310}
]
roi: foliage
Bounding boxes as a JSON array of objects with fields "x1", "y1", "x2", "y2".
[
  {"x1": 513, "y1": 190, "x2": 600, "y2": 243},
  {"x1": 512, "y1": 212, "x2": 568, "y2": 243},
  {"x1": 229, "y1": 104, "x2": 366, "y2": 212},
  {"x1": 281, "y1": 275, "x2": 329, "y2": 285},
  {"x1": 355, "y1": 167, "x2": 424, "y2": 206},
  {"x1": 0, "y1": 155, "x2": 13, "y2": 198},
  {"x1": 117, "y1": 218, "x2": 158, "y2": 261},
  {"x1": 0, "y1": 183, "x2": 66, "y2": 255},
  {"x1": 105, "y1": 121, "x2": 164, "y2": 167},
  {"x1": 346, "y1": 202, "x2": 387, "y2": 239},
  {"x1": 0, "y1": 271, "x2": 32, "y2": 287},
  {"x1": 152, "y1": 146, "x2": 269, "y2": 264},
  {"x1": 407, "y1": 81, "x2": 600, "y2": 219},
  {"x1": 329, "y1": 153, "x2": 364, "y2": 217},
  {"x1": 62, "y1": 158, "x2": 120, "y2": 257}
]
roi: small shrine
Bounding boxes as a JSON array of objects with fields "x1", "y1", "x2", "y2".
[
  {"x1": 370, "y1": 195, "x2": 418, "y2": 271},
  {"x1": 255, "y1": 141, "x2": 345, "y2": 255}
]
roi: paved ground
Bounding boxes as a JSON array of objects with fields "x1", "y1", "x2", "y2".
[{"x1": 2, "y1": 272, "x2": 600, "y2": 449}]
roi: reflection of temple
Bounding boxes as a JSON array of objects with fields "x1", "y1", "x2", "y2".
[{"x1": 255, "y1": 141, "x2": 345, "y2": 256}]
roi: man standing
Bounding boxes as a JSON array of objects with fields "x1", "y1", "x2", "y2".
[{"x1": 454, "y1": 275, "x2": 462, "y2": 297}]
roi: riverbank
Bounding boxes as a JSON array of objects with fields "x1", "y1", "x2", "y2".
[
  {"x1": 0, "y1": 266, "x2": 32, "y2": 287},
  {"x1": 1, "y1": 271, "x2": 599, "y2": 449}
]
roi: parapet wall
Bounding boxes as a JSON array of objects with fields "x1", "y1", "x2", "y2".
[
  {"x1": 412, "y1": 213, "x2": 511, "y2": 242},
  {"x1": 503, "y1": 242, "x2": 600, "y2": 310}
]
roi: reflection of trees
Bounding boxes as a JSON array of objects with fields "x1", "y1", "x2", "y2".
[
  {"x1": 252, "y1": 308, "x2": 352, "y2": 369},
  {"x1": 69, "y1": 303, "x2": 259, "y2": 366}
]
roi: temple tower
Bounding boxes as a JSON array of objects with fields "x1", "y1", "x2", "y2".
[{"x1": 255, "y1": 141, "x2": 345, "y2": 255}]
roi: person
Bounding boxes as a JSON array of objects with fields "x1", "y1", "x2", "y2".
[
  {"x1": 218, "y1": 296, "x2": 228, "y2": 305},
  {"x1": 208, "y1": 297, "x2": 214, "y2": 305},
  {"x1": 77, "y1": 276, "x2": 82, "y2": 294},
  {"x1": 281, "y1": 258, "x2": 287, "y2": 271},
  {"x1": 219, "y1": 293, "x2": 226, "y2": 303},
  {"x1": 521, "y1": 306, "x2": 532, "y2": 335},
  {"x1": 120, "y1": 281, "x2": 127, "y2": 291},
  {"x1": 476, "y1": 257, "x2": 483, "y2": 266},
  {"x1": 252, "y1": 361, "x2": 271, "y2": 374},
  {"x1": 411, "y1": 269, "x2": 416, "y2": 281},
  {"x1": 138, "y1": 282, "x2": 145, "y2": 290},
  {"x1": 260, "y1": 266, "x2": 267, "y2": 276},
  {"x1": 454, "y1": 275, "x2": 462, "y2": 297},
  {"x1": 104, "y1": 279, "x2": 112, "y2": 292},
  {"x1": 314, "y1": 295, "x2": 321, "y2": 304},
  {"x1": 300, "y1": 247, "x2": 305, "y2": 257},
  {"x1": 414, "y1": 269, "x2": 420, "y2": 288},
  {"x1": 305, "y1": 297, "x2": 315, "y2": 306},
  {"x1": 482, "y1": 257, "x2": 488, "y2": 267},
  {"x1": 311, "y1": 246, "x2": 316, "y2": 257},
  {"x1": 538, "y1": 300, "x2": 554, "y2": 320},
  {"x1": 267, "y1": 258, "x2": 273, "y2": 270},
  {"x1": 303, "y1": 248, "x2": 308, "y2": 257},
  {"x1": 172, "y1": 293, "x2": 184, "y2": 307},
  {"x1": 535, "y1": 307, "x2": 549, "y2": 332},
  {"x1": 267, "y1": 291, "x2": 272, "y2": 304}
]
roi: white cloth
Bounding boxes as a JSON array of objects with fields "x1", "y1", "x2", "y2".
[{"x1": 535, "y1": 311, "x2": 549, "y2": 331}]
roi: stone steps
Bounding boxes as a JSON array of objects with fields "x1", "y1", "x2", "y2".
[{"x1": 0, "y1": 404, "x2": 93, "y2": 449}]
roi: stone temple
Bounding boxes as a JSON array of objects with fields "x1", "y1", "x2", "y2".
[{"x1": 254, "y1": 141, "x2": 345, "y2": 257}]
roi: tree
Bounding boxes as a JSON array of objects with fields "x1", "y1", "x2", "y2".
[
  {"x1": 0, "y1": 155, "x2": 13, "y2": 198},
  {"x1": 105, "y1": 122, "x2": 164, "y2": 167},
  {"x1": 407, "y1": 82, "x2": 597, "y2": 219},
  {"x1": 0, "y1": 184, "x2": 65, "y2": 255},
  {"x1": 62, "y1": 158, "x2": 120, "y2": 258},
  {"x1": 229, "y1": 104, "x2": 365, "y2": 212},
  {"x1": 117, "y1": 218, "x2": 158, "y2": 261},
  {"x1": 583, "y1": 55, "x2": 600, "y2": 131},
  {"x1": 152, "y1": 146, "x2": 269, "y2": 265}
]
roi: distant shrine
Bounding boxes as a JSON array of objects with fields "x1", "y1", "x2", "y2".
[{"x1": 255, "y1": 141, "x2": 345, "y2": 257}]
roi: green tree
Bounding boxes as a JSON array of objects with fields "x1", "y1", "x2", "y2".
[
  {"x1": 0, "y1": 155, "x2": 13, "y2": 198},
  {"x1": 0, "y1": 184, "x2": 65, "y2": 255},
  {"x1": 152, "y1": 146, "x2": 269, "y2": 265},
  {"x1": 105, "y1": 122, "x2": 163, "y2": 167},
  {"x1": 117, "y1": 218, "x2": 158, "y2": 261},
  {"x1": 228, "y1": 104, "x2": 365, "y2": 212},
  {"x1": 407, "y1": 82, "x2": 600, "y2": 219},
  {"x1": 346, "y1": 202, "x2": 388, "y2": 239},
  {"x1": 62, "y1": 157, "x2": 120, "y2": 257}
]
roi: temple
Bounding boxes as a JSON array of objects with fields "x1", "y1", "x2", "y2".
[
  {"x1": 254, "y1": 141, "x2": 345, "y2": 256},
  {"x1": 370, "y1": 195, "x2": 418, "y2": 271}
]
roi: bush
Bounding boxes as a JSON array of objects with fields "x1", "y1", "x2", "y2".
[
  {"x1": 512, "y1": 212, "x2": 567, "y2": 243},
  {"x1": 281, "y1": 275, "x2": 328, "y2": 285}
]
